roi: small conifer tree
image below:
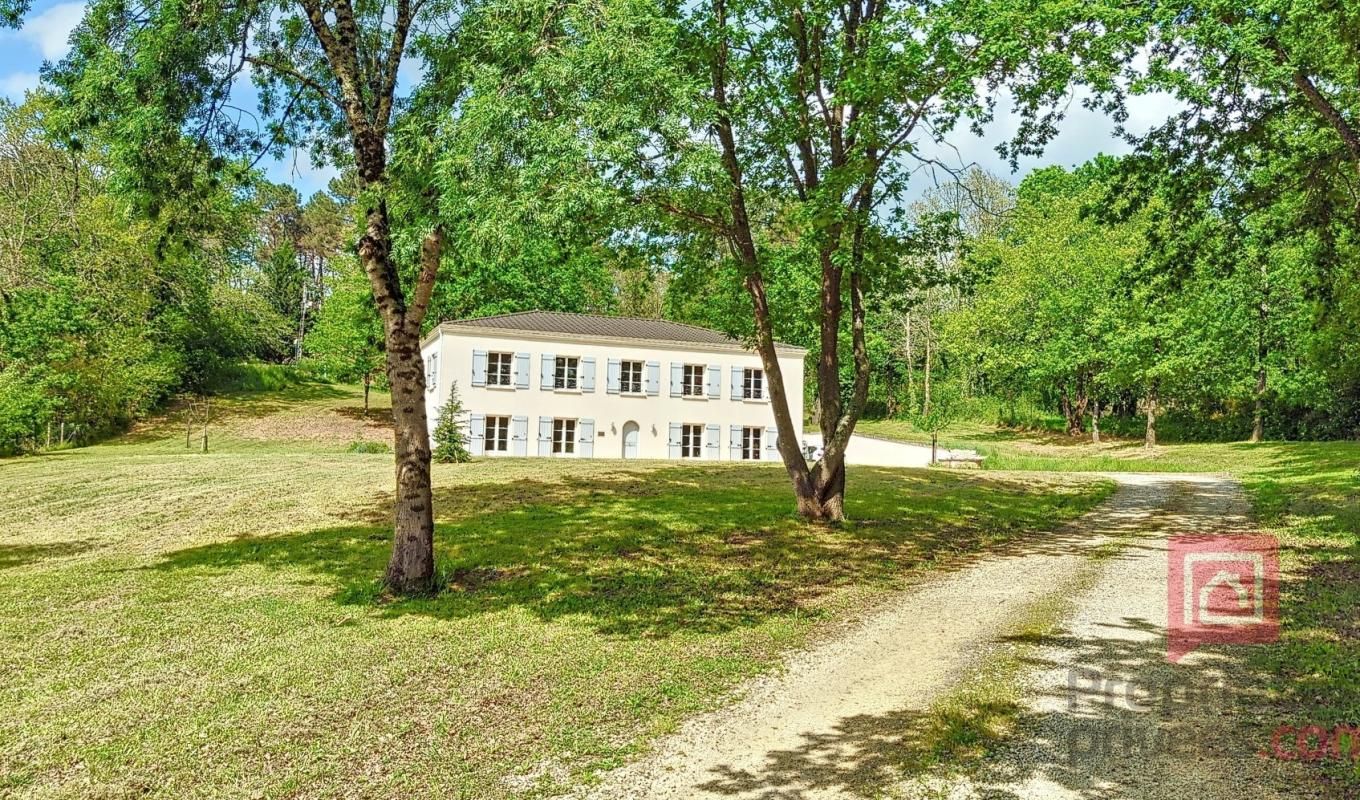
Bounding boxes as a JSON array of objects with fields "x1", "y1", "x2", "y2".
[{"x1": 432, "y1": 382, "x2": 472, "y2": 463}]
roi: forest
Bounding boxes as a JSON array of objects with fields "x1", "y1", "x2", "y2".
[{"x1": 1, "y1": 0, "x2": 1357, "y2": 575}]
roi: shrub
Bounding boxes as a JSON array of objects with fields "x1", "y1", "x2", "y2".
[
  {"x1": 432, "y1": 382, "x2": 472, "y2": 464},
  {"x1": 347, "y1": 440, "x2": 390, "y2": 454}
]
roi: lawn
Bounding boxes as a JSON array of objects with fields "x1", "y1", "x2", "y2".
[{"x1": 0, "y1": 383, "x2": 1115, "y2": 799}]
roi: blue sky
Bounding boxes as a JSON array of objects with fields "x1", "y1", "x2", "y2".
[{"x1": 1, "y1": 0, "x2": 1176, "y2": 199}]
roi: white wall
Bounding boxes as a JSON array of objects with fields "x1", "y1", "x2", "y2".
[{"x1": 420, "y1": 325, "x2": 805, "y2": 460}]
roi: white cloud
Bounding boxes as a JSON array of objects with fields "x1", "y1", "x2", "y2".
[
  {"x1": 0, "y1": 71, "x2": 40, "y2": 99},
  {"x1": 18, "y1": 1, "x2": 85, "y2": 60}
]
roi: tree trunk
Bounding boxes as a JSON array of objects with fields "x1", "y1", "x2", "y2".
[
  {"x1": 1060, "y1": 391, "x2": 1083, "y2": 437},
  {"x1": 1144, "y1": 384, "x2": 1158, "y2": 449},
  {"x1": 1250, "y1": 364, "x2": 1266, "y2": 443},
  {"x1": 930, "y1": 432, "x2": 938, "y2": 465},
  {"x1": 363, "y1": 373, "x2": 372, "y2": 417},
  {"x1": 922, "y1": 324, "x2": 933, "y2": 416},
  {"x1": 382, "y1": 325, "x2": 435, "y2": 594},
  {"x1": 904, "y1": 313, "x2": 915, "y2": 413},
  {"x1": 362, "y1": 209, "x2": 442, "y2": 595},
  {"x1": 1091, "y1": 398, "x2": 1101, "y2": 444},
  {"x1": 1249, "y1": 269, "x2": 1269, "y2": 444}
]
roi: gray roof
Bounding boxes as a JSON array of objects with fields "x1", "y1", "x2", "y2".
[{"x1": 437, "y1": 311, "x2": 805, "y2": 354}]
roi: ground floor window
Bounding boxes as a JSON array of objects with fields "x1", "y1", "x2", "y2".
[
  {"x1": 486, "y1": 415, "x2": 510, "y2": 453},
  {"x1": 742, "y1": 426, "x2": 762, "y2": 460},
  {"x1": 552, "y1": 418, "x2": 577, "y2": 454},
  {"x1": 680, "y1": 423, "x2": 703, "y2": 458}
]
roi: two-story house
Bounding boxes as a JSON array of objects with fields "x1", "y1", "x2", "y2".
[{"x1": 419, "y1": 311, "x2": 806, "y2": 460}]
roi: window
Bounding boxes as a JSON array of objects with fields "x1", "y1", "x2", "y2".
[
  {"x1": 554, "y1": 356, "x2": 579, "y2": 390},
  {"x1": 425, "y1": 354, "x2": 438, "y2": 392},
  {"x1": 487, "y1": 352, "x2": 513, "y2": 386},
  {"x1": 682, "y1": 364, "x2": 706, "y2": 397},
  {"x1": 486, "y1": 415, "x2": 510, "y2": 454},
  {"x1": 552, "y1": 418, "x2": 577, "y2": 454},
  {"x1": 620, "y1": 360, "x2": 644, "y2": 393},
  {"x1": 742, "y1": 426, "x2": 763, "y2": 460},
  {"x1": 680, "y1": 423, "x2": 703, "y2": 458},
  {"x1": 742, "y1": 368, "x2": 764, "y2": 400}
]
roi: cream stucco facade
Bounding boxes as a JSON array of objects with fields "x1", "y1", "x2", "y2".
[{"x1": 419, "y1": 318, "x2": 806, "y2": 460}]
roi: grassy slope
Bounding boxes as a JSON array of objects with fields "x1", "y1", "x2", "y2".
[
  {"x1": 0, "y1": 383, "x2": 1115, "y2": 799},
  {"x1": 861, "y1": 416, "x2": 1360, "y2": 789}
]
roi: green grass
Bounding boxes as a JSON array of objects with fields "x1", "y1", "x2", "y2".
[
  {"x1": 0, "y1": 385, "x2": 1115, "y2": 798},
  {"x1": 1240, "y1": 451, "x2": 1360, "y2": 790}
]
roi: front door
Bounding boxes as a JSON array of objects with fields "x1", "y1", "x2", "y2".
[{"x1": 622, "y1": 421, "x2": 639, "y2": 458}]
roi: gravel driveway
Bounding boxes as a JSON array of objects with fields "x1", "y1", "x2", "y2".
[{"x1": 571, "y1": 475, "x2": 1315, "y2": 800}]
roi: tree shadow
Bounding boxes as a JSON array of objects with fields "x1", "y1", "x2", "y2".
[
  {"x1": 151, "y1": 467, "x2": 1114, "y2": 639},
  {"x1": 666, "y1": 616, "x2": 1302, "y2": 798},
  {"x1": 0, "y1": 539, "x2": 97, "y2": 569}
]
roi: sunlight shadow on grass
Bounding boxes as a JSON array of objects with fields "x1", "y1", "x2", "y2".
[{"x1": 151, "y1": 467, "x2": 1112, "y2": 639}]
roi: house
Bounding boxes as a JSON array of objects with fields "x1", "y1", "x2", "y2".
[{"x1": 419, "y1": 311, "x2": 806, "y2": 460}]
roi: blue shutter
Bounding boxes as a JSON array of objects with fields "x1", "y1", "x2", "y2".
[
  {"x1": 468, "y1": 413, "x2": 485, "y2": 456},
  {"x1": 511, "y1": 416, "x2": 529, "y2": 456},
  {"x1": 731, "y1": 366, "x2": 742, "y2": 401},
  {"x1": 705, "y1": 423, "x2": 720, "y2": 458},
  {"x1": 581, "y1": 357, "x2": 596, "y2": 392},
  {"x1": 607, "y1": 359, "x2": 621, "y2": 394},
  {"x1": 471, "y1": 350, "x2": 487, "y2": 387},
  {"x1": 706, "y1": 365, "x2": 721, "y2": 399},
  {"x1": 668, "y1": 422, "x2": 682, "y2": 459},
  {"x1": 578, "y1": 418, "x2": 595, "y2": 457},
  {"x1": 538, "y1": 416, "x2": 553, "y2": 456},
  {"x1": 515, "y1": 352, "x2": 530, "y2": 389},
  {"x1": 729, "y1": 425, "x2": 742, "y2": 460},
  {"x1": 766, "y1": 427, "x2": 778, "y2": 456},
  {"x1": 646, "y1": 362, "x2": 661, "y2": 396},
  {"x1": 541, "y1": 354, "x2": 555, "y2": 390},
  {"x1": 669, "y1": 363, "x2": 683, "y2": 397}
]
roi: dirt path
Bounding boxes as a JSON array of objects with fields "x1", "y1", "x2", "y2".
[
  {"x1": 573, "y1": 474, "x2": 1315, "y2": 800},
  {"x1": 941, "y1": 474, "x2": 1315, "y2": 800}
]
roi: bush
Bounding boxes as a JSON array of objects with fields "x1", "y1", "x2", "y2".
[{"x1": 346, "y1": 440, "x2": 390, "y2": 454}]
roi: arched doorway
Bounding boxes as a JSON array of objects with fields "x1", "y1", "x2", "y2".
[{"x1": 621, "y1": 421, "x2": 640, "y2": 458}]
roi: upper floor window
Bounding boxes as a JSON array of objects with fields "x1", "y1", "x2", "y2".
[
  {"x1": 680, "y1": 423, "x2": 703, "y2": 458},
  {"x1": 620, "y1": 360, "x2": 644, "y2": 394},
  {"x1": 486, "y1": 415, "x2": 510, "y2": 453},
  {"x1": 682, "y1": 364, "x2": 706, "y2": 397},
  {"x1": 552, "y1": 418, "x2": 577, "y2": 454},
  {"x1": 743, "y1": 368, "x2": 764, "y2": 400},
  {"x1": 425, "y1": 354, "x2": 438, "y2": 392},
  {"x1": 487, "y1": 352, "x2": 514, "y2": 386},
  {"x1": 554, "y1": 356, "x2": 580, "y2": 390}
]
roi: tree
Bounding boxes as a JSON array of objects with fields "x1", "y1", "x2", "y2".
[
  {"x1": 431, "y1": 383, "x2": 472, "y2": 463},
  {"x1": 0, "y1": 98, "x2": 279, "y2": 453},
  {"x1": 304, "y1": 254, "x2": 385, "y2": 413},
  {"x1": 945, "y1": 163, "x2": 1146, "y2": 438},
  {"x1": 481, "y1": 0, "x2": 1135, "y2": 520},
  {"x1": 54, "y1": 0, "x2": 463, "y2": 592},
  {"x1": 908, "y1": 382, "x2": 962, "y2": 465}
]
